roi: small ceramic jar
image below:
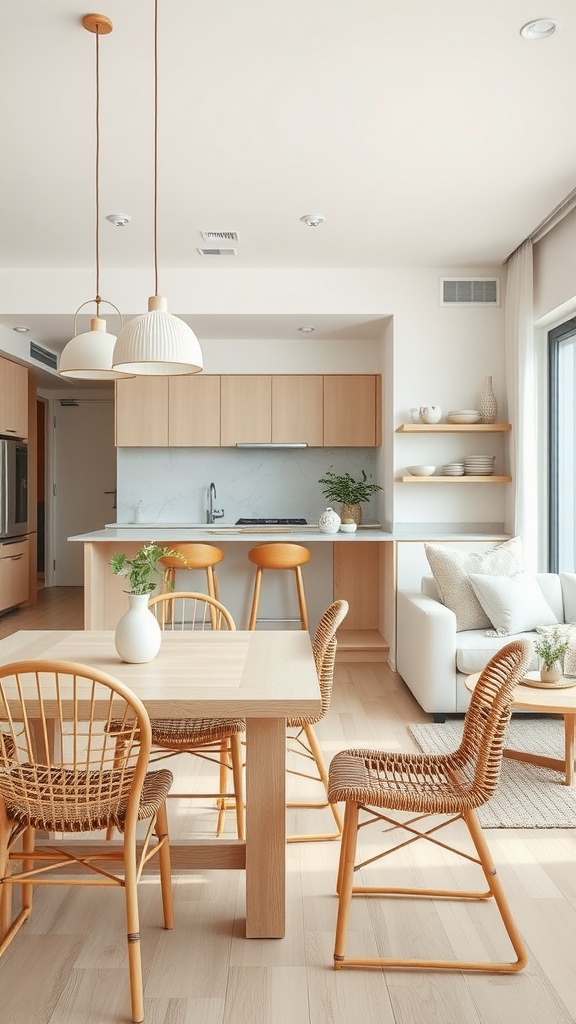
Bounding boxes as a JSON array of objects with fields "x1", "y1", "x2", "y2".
[
  {"x1": 318, "y1": 507, "x2": 341, "y2": 534},
  {"x1": 419, "y1": 405, "x2": 442, "y2": 424}
]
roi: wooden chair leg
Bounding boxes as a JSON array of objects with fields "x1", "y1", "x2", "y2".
[
  {"x1": 294, "y1": 566, "x2": 309, "y2": 630},
  {"x1": 464, "y1": 809, "x2": 528, "y2": 971},
  {"x1": 230, "y1": 733, "x2": 246, "y2": 841},
  {"x1": 248, "y1": 566, "x2": 263, "y2": 629},
  {"x1": 155, "y1": 802, "x2": 174, "y2": 930},
  {"x1": 124, "y1": 827, "x2": 144, "y2": 1024},
  {"x1": 287, "y1": 723, "x2": 342, "y2": 842},
  {"x1": 333, "y1": 801, "x2": 359, "y2": 965}
]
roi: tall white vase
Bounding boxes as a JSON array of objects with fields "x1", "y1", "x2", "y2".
[
  {"x1": 114, "y1": 593, "x2": 161, "y2": 664},
  {"x1": 479, "y1": 375, "x2": 497, "y2": 423}
]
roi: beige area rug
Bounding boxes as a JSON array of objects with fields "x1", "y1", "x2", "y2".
[{"x1": 408, "y1": 718, "x2": 576, "y2": 828}]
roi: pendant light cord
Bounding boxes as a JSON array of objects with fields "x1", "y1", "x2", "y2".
[
  {"x1": 153, "y1": 0, "x2": 159, "y2": 296},
  {"x1": 94, "y1": 26, "x2": 101, "y2": 314}
]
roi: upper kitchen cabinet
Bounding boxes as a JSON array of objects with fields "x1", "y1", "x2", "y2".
[
  {"x1": 220, "y1": 375, "x2": 271, "y2": 446},
  {"x1": 323, "y1": 375, "x2": 382, "y2": 446},
  {"x1": 169, "y1": 375, "x2": 221, "y2": 446},
  {"x1": 115, "y1": 377, "x2": 168, "y2": 446},
  {"x1": 272, "y1": 375, "x2": 323, "y2": 446},
  {"x1": 0, "y1": 357, "x2": 28, "y2": 439}
]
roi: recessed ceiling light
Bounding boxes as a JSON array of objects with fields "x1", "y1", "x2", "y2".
[
  {"x1": 300, "y1": 214, "x2": 325, "y2": 228},
  {"x1": 106, "y1": 213, "x2": 131, "y2": 227},
  {"x1": 298, "y1": 326, "x2": 315, "y2": 333},
  {"x1": 520, "y1": 18, "x2": 559, "y2": 40},
  {"x1": 13, "y1": 326, "x2": 30, "y2": 333}
]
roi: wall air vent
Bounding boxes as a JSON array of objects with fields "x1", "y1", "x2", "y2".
[
  {"x1": 30, "y1": 342, "x2": 58, "y2": 369},
  {"x1": 201, "y1": 230, "x2": 239, "y2": 242},
  {"x1": 440, "y1": 278, "x2": 500, "y2": 306},
  {"x1": 197, "y1": 247, "x2": 238, "y2": 257}
]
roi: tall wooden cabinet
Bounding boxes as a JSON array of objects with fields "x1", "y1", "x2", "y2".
[{"x1": 0, "y1": 356, "x2": 28, "y2": 439}]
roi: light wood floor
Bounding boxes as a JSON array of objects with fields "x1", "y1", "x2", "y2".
[{"x1": 1, "y1": 589, "x2": 576, "y2": 1024}]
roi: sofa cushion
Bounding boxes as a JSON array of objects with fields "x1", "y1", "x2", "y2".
[
  {"x1": 468, "y1": 571, "x2": 558, "y2": 636},
  {"x1": 424, "y1": 537, "x2": 523, "y2": 632},
  {"x1": 456, "y1": 630, "x2": 538, "y2": 675}
]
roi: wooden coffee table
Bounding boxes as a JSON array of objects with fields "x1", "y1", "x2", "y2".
[{"x1": 465, "y1": 671, "x2": 576, "y2": 785}]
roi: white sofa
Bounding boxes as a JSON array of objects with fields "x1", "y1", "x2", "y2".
[{"x1": 396, "y1": 573, "x2": 576, "y2": 719}]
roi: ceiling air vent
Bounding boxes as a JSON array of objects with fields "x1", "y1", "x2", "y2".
[
  {"x1": 440, "y1": 278, "x2": 500, "y2": 306},
  {"x1": 30, "y1": 341, "x2": 58, "y2": 369},
  {"x1": 200, "y1": 231, "x2": 240, "y2": 242},
  {"x1": 197, "y1": 247, "x2": 238, "y2": 256}
]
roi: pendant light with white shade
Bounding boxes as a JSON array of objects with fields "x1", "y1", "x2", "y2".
[
  {"x1": 112, "y1": 0, "x2": 203, "y2": 376},
  {"x1": 59, "y1": 13, "x2": 129, "y2": 381}
]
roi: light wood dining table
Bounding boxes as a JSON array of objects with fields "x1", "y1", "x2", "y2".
[{"x1": 0, "y1": 628, "x2": 322, "y2": 938}]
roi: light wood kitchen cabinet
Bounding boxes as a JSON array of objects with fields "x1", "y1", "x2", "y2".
[
  {"x1": 115, "y1": 377, "x2": 168, "y2": 446},
  {"x1": 272, "y1": 375, "x2": 323, "y2": 446},
  {"x1": 115, "y1": 372, "x2": 382, "y2": 448},
  {"x1": 220, "y1": 375, "x2": 271, "y2": 445},
  {"x1": 0, "y1": 357, "x2": 28, "y2": 439},
  {"x1": 323, "y1": 374, "x2": 381, "y2": 446},
  {"x1": 169, "y1": 375, "x2": 221, "y2": 446},
  {"x1": 0, "y1": 538, "x2": 29, "y2": 612}
]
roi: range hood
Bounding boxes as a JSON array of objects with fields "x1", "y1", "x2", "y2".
[{"x1": 235, "y1": 442, "x2": 308, "y2": 449}]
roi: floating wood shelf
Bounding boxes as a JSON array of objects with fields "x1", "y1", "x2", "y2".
[
  {"x1": 397, "y1": 475, "x2": 512, "y2": 483},
  {"x1": 396, "y1": 423, "x2": 511, "y2": 433}
]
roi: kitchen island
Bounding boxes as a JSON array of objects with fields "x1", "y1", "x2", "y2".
[
  {"x1": 70, "y1": 523, "x2": 511, "y2": 664},
  {"x1": 70, "y1": 524, "x2": 394, "y2": 661}
]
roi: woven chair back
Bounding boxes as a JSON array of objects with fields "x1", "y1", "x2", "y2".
[
  {"x1": 453, "y1": 639, "x2": 533, "y2": 801},
  {"x1": 0, "y1": 659, "x2": 152, "y2": 833},
  {"x1": 312, "y1": 600, "x2": 349, "y2": 719},
  {"x1": 148, "y1": 591, "x2": 236, "y2": 631}
]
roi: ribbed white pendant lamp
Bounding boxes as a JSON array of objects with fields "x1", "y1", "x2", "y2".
[
  {"x1": 59, "y1": 13, "x2": 130, "y2": 381},
  {"x1": 112, "y1": 0, "x2": 203, "y2": 376}
]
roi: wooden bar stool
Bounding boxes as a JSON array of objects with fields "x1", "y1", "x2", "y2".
[
  {"x1": 247, "y1": 542, "x2": 311, "y2": 630},
  {"x1": 160, "y1": 543, "x2": 224, "y2": 599}
]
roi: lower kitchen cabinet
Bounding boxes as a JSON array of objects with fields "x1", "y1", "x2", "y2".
[{"x1": 0, "y1": 538, "x2": 29, "y2": 612}]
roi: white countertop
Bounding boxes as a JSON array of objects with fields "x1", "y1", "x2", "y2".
[{"x1": 69, "y1": 522, "x2": 511, "y2": 543}]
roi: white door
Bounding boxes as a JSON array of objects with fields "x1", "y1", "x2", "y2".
[{"x1": 52, "y1": 400, "x2": 116, "y2": 586}]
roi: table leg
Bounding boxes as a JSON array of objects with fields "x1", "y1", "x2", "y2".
[
  {"x1": 564, "y1": 714, "x2": 575, "y2": 786},
  {"x1": 245, "y1": 716, "x2": 286, "y2": 938}
]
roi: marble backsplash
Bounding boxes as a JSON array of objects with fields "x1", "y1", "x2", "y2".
[{"x1": 116, "y1": 447, "x2": 380, "y2": 525}]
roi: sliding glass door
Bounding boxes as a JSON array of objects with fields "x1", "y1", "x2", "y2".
[{"x1": 548, "y1": 317, "x2": 576, "y2": 572}]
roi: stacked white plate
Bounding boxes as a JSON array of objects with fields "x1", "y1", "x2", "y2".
[
  {"x1": 446, "y1": 410, "x2": 481, "y2": 424},
  {"x1": 441, "y1": 463, "x2": 464, "y2": 476},
  {"x1": 463, "y1": 455, "x2": 495, "y2": 476}
]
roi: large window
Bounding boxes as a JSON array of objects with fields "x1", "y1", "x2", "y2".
[{"x1": 548, "y1": 317, "x2": 576, "y2": 572}]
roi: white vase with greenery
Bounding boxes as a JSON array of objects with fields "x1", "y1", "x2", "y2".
[
  {"x1": 110, "y1": 543, "x2": 183, "y2": 664},
  {"x1": 533, "y1": 631, "x2": 569, "y2": 684}
]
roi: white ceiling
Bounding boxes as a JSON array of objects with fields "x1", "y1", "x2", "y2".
[{"x1": 2, "y1": 0, "x2": 576, "y2": 367}]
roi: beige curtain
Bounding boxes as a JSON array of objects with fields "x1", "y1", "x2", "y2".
[{"x1": 505, "y1": 240, "x2": 538, "y2": 569}]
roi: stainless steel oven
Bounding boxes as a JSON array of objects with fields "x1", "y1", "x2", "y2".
[{"x1": 0, "y1": 438, "x2": 28, "y2": 539}]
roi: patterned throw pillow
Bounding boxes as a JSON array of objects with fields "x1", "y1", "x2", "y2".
[{"x1": 424, "y1": 537, "x2": 524, "y2": 632}]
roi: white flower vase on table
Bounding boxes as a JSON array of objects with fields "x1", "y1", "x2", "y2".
[
  {"x1": 540, "y1": 660, "x2": 563, "y2": 684},
  {"x1": 110, "y1": 542, "x2": 185, "y2": 664},
  {"x1": 114, "y1": 594, "x2": 161, "y2": 664}
]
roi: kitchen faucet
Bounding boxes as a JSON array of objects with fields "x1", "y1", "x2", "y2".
[{"x1": 206, "y1": 482, "x2": 225, "y2": 524}]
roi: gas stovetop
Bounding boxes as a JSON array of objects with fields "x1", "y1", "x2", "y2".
[{"x1": 235, "y1": 518, "x2": 308, "y2": 526}]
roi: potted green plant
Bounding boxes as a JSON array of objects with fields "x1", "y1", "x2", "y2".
[
  {"x1": 318, "y1": 468, "x2": 382, "y2": 525},
  {"x1": 109, "y1": 543, "x2": 184, "y2": 664},
  {"x1": 533, "y1": 630, "x2": 569, "y2": 684}
]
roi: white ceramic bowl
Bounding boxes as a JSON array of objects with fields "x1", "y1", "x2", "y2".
[
  {"x1": 407, "y1": 465, "x2": 436, "y2": 476},
  {"x1": 339, "y1": 522, "x2": 357, "y2": 533}
]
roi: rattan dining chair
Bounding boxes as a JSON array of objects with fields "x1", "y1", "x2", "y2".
[
  {"x1": 0, "y1": 659, "x2": 173, "y2": 1024},
  {"x1": 328, "y1": 638, "x2": 533, "y2": 972},
  {"x1": 286, "y1": 599, "x2": 348, "y2": 842},
  {"x1": 146, "y1": 591, "x2": 245, "y2": 840}
]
